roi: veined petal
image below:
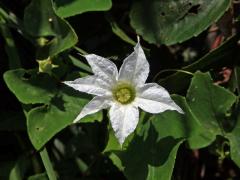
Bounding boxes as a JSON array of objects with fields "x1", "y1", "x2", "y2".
[
  {"x1": 118, "y1": 41, "x2": 149, "y2": 86},
  {"x1": 73, "y1": 96, "x2": 112, "y2": 123},
  {"x1": 85, "y1": 54, "x2": 118, "y2": 84},
  {"x1": 63, "y1": 76, "x2": 111, "y2": 96},
  {"x1": 136, "y1": 83, "x2": 184, "y2": 114},
  {"x1": 109, "y1": 103, "x2": 139, "y2": 145}
]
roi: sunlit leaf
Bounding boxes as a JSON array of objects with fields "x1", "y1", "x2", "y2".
[
  {"x1": 3, "y1": 69, "x2": 57, "y2": 104},
  {"x1": 54, "y1": 0, "x2": 112, "y2": 18},
  {"x1": 4, "y1": 69, "x2": 102, "y2": 150},
  {"x1": 27, "y1": 86, "x2": 102, "y2": 150}
]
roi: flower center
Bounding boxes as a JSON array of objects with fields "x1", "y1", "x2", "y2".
[{"x1": 112, "y1": 82, "x2": 136, "y2": 104}]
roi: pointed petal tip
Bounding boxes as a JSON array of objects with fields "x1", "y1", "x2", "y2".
[
  {"x1": 174, "y1": 105, "x2": 184, "y2": 114},
  {"x1": 73, "y1": 114, "x2": 83, "y2": 123},
  {"x1": 77, "y1": 53, "x2": 85, "y2": 57},
  {"x1": 62, "y1": 81, "x2": 70, "y2": 86},
  {"x1": 178, "y1": 108, "x2": 185, "y2": 114},
  {"x1": 137, "y1": 35, "x2": 140, "y2": 43},
  {"x1": 73, "y1": 119, "x2": 80, "y2": 123}
]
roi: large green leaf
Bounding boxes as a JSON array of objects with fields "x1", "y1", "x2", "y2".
[
  {"x1": 186, "y1": 72, "x2": 237, "y2": 148},
  {"x1": 117, "y1": 121, "x2": 183, "y2": 180},
  {"x1": 27, "y1": 86, "x2": 102, "y2": 150},
  {"x1": 151, "y1": 96, "x2": 215, "y2": 149},
  {"x1": 24, "y1": 0, "x2": 77, "y2": 59},
  {"x1": 3, "y1": 69, "x2": 57, "y2": 104},
  {"x1": 130, "y1": 0, "x2": 230, "y2": 45},
  {"x1": 54, "y1": 0, "x2": 112, "y2": 18},
  {"x1": 4, "y1": 69, "x2": 102, "y2": 150}
]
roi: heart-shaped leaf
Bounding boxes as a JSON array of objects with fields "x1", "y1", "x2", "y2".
[
  {"x1": 4, "y1": 69, "x2": 102, "y2": 150},
  {"x1": 186, "y1": 72, "x2": 237, "y2": 148},
  {"x1": 27, "y1": 86, "x2": 102, "y2": 150}
]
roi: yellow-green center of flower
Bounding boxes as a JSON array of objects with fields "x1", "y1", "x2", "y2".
[{"x1": 112, "y1": 82, "x2": 136, "y2": 104}]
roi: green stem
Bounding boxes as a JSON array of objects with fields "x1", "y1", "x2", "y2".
[{"x1": 40, "y1": 147, "x2": 57, "y2": 180}]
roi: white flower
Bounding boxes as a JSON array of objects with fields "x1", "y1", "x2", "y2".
[{"x1": 64, "y1": 40, "x2": 184, "y2": 145}]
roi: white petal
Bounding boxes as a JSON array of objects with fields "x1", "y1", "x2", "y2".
[
  {"x1": 73, "y1": 96, "x2": 112, "y2": 123},
  {"x1": 63, "y1": 76, "x2": 111, "y2": 96},
  {"x1": 85, "y1": 54, "x2": 118, "y2": 84},
  {"x1": 118, "y1": 41, "x2": 149, "y2": 86},
  {"x1": 136, "y1": 83, "x2": 184, "y2": 114},
  {"x1": 109, "y1": 103, "x2": 139, "y2": 145}
]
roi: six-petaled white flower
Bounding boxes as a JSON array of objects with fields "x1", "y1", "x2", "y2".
[{"x1": 64, "y1": 40, "x2": 184, "y2": 145}]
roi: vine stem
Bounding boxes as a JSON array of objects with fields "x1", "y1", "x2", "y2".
[
  {"x1": 40, "y1": 147, "x2": 57, "y2": 180},
  {"x1": 152, "y1": 69, "x2": 194, "y2": 82}
]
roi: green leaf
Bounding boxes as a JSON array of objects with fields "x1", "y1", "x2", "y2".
[
  {"x1": 4, "y1": 69, "x2": 102, "y2": 150},
  {"x1": 186, "y1": 72, "x2": 237, "y2": 148},
  {"x1": 3, "y1": 69, "x2": 57, "y2": 104},
  {"x1": 116, "y1": 121, "x2": 183, "y2": 180},
  {"x1": 54, "y1": 0, "x2": 112, "y2": 18},
  {"x1": 107, "y1": 94, "x2": 215, "y2": 178},
  {"x1": 130, "y1": 0, "x2": 230, "y2": 45},
  {"x1": 24, "y1": 0, "x2": 78, "y2": 59},
  {"x1": 27, "y1": 86, "x2": 102, "y2": 150}
]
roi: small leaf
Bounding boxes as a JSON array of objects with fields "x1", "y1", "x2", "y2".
[
  {"x1": 3, "y1": 69, "x2": 57, "y2": 104},
  {"x1": 54, "y1": 0, "x2": 112, "y2": 18},
  {"x1": 130, "y1": 0, "x2": 231, "y2": 45},
  {"x1": 24, "y1": 0, "x2": 78, "y2": 59}
]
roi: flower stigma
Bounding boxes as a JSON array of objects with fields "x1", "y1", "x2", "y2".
[{"x1": 112, "y1": 82, "x2": 136, "y2": 104}]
